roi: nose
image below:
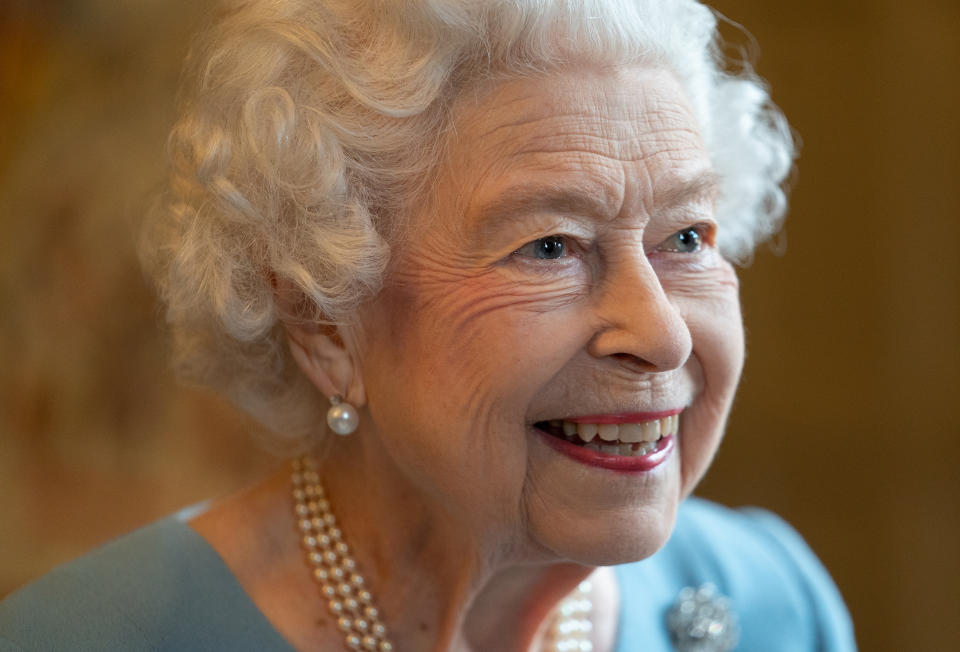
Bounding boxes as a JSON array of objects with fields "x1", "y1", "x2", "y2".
[{"x1": 587, "y1": 257, "x2": 692, "y2": 372}]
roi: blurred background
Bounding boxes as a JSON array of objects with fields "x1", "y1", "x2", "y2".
[{"x1": 1, "y1": 1, "x2": 957, "y2": 650}]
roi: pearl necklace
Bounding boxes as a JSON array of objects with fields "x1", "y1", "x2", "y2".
[{"x1": 291, "y1": 457, "x2": 595, "y2": 652}]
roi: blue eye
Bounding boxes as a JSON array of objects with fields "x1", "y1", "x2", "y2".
[
  {"x1": 516, "y1": 236, "x2": 568, "y2": 260},
  {"x1": 663, "y1": 227, "x2": 702, "y2": 253}
]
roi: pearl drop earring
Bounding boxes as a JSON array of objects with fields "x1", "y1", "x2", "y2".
[{"x1": 326, "y1": 395, "x2": 359, "y2": 436}]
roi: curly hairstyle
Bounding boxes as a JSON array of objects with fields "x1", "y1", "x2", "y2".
[{"x1": 141, "y1": 0, "x2": 795, "y2": 449}]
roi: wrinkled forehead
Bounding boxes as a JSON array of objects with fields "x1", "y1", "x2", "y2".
[{"x1": 439, "y1": 65, "x2": 714, "y2": 230}]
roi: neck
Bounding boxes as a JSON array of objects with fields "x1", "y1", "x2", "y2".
[
  {"x1": 316, "y1": 434, "x2": 609, "y2": 652},
  {"x1": 461, "y1": 563, "x2": 596, "y2": 652}
]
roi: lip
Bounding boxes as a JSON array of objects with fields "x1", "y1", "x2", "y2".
[
  {"x1": 536, "y1": 428, "x2": 676, "y2": 472},
  {"x1": 564, "y1": 408, "x2": 683, "y2": 425}
]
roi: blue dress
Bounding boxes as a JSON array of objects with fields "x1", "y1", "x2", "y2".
[{"x1": 0, "y1": 498, "x2": 856, "y2": 651}]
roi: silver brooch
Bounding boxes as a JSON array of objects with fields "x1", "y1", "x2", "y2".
[{"x1": 666, "y1": 583, "x2": 739, "y2": 652}]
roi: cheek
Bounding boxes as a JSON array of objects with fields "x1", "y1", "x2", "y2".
[
  {"x1": 359, "y1": 279, "x2": 522, "y2": 522},
  {"x1": 666, "y1": 261, "x2": 744, "y2": 392},
  {"x1": 664, "y1": 262, "x2": 745, "y2": 492},
  {"x1": 358, "y1": 261, "x2": 593, "y2": 499},
  {"x1": 378, "y1": 260, "x2": 589, "y2": 395}
]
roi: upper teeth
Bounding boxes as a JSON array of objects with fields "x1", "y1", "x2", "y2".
[{"x1": 555, "y1": 414, "x2": 679, "y2": 445}]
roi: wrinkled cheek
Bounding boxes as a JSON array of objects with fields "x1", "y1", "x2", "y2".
[
  {"x1": 699, "y1": 297, "x2": 744, "y2": 393},
  {"x1": 382, "y1": 269, "x2": 582, "y2": 373},
  {"x1": 671, "y1": 286, "x2": 745, "y2": 495},
  {"x1": 359, "y1": 273, "x2": 588, "y2": 522},
  {"x1": 363, "y1": 271, "x2": 585, "y2": 439},
  {"x1": 665, "y1": 263, "x2": 745, "y2": 404}
]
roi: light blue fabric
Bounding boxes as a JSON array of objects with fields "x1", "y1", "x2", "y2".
[
  {"x1": 612, "y1": 499, "x2": 856, "y2": 651},
  {"x1": 0, "y1": 516, "x2": 295, "y2": 652},
  {"x1": 0, "y1": 498, "x2": 855, "y2": 651}
]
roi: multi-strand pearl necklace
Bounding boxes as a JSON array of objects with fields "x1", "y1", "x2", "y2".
[
  {"x1": 291, "y1": 457, "x2": 595, "y2": 652},
  {"x1": 292, "y1": 457, "x2": 392, "y2": 651},
  {"x1": 541, "y1": 580, "x2": 595, "y2": 652}
]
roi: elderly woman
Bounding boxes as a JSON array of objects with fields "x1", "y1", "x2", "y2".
[{"x1": 0, "y1": 1, "x2": 855, "y2": 650}]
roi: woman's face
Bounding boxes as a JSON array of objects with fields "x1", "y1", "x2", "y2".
[{"x1": 356, "y1": 65, "x2": 744, "y2": 565}]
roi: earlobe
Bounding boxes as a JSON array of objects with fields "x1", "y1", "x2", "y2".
[{"x1": 285, "y1": 326, "x2": 366, "y2": 407}]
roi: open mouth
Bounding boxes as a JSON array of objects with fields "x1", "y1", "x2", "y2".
[{"x1": 534, "y1": 413, "x2": 679, "y2": 458}]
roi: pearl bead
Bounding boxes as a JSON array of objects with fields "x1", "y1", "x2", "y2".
[
  {"x1": 346, "y1": 634, "x2": 361, "y2": 650},
  {"x1": 378, "y1": 642, "x2": 393, "y2": 652},
  {"x1": 337, "y1": 617, "x2": 353, "y2": 632},
  {"x1": 361, "y1": 635, "x2": 377, "y2": 650},
  {"x1": 327, "y1": 400, "x2": 359, "y2": 435}
]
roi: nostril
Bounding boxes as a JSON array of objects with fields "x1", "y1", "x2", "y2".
[{"x1": 611, "y1": 352, "x2": 653, "y2": 372}]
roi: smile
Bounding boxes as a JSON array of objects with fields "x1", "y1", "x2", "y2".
[{"x1": 533, "y1": 410, "x2": 681, "y2": 471}]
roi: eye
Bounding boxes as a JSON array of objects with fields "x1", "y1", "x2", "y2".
[
  {"x1": 660, "y1": 226, "x2": 705, "y2": 254},
  {"x1": 514, "y1": 235, "x2": 568, "y2": 260}
]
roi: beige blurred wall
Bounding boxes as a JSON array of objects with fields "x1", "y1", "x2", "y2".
[
  {"x1": 0, "y1": 0, "x2": 277, "y2": 603},
  {"x1": 701, "y1": 1, "x2": 960, "y2": 650},
  {"x1": 2, "y1": 2, "x2": 958, "y2": 651}
]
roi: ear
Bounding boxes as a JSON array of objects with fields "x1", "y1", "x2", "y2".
[{"x1": 285, "y1": 324, "x2": 367, "y2": 408}]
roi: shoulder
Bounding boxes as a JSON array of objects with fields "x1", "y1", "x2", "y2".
[
  {"x1": 0, "y1": 517, "x2": 292, "y2": 652},
  {"x1": 613, "y1": 498, "x2": 857, "y2": 652}
]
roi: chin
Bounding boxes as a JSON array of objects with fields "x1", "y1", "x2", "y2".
[
  {"x1": 522, "y1": 445, "x2": 684, "y2": 567},
  {"x1": 532, "y1": 499, "x2": 681, "y2": 567}
]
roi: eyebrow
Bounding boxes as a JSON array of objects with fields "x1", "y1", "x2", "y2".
[
  {"x1": 654, "y1": 170, "x2": 723, "y2": 212},
  {"x1": 467, "y1": 170, "x2": 722, "y2": 237},
  {"x1": 467, "y1": 181, "x2": 614, "y2": 237}
]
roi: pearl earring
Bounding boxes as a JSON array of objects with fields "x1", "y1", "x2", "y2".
[{"x1": 326, "y1": 395, "x2": 359, "y2": 436}]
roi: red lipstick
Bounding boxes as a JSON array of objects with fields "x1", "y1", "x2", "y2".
[
  {"x1": 565, "y1": 408, "x2": 682, "y2": 425},
  {"x1": 538, "y1": 430, "x2": 675, "y2": 472}
]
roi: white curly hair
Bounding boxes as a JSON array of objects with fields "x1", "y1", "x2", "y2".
[{"x1": 142, "y1": 0, "x2": 795, "y2": 449}]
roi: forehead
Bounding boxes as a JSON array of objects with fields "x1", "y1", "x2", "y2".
[{"x1": 439, "y1": 65, "x2": 713, "y2": 230}]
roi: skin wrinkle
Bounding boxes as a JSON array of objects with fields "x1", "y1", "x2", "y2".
[
  {"x1": 389, "y1": 224, "x2": 590, "y2": 333},
  {"x1": 393, "y1": 269, "x2": 584, "y2": 339},
  {"x1": 512, "y1": 127, "x2": 706, "y2": 160}
]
